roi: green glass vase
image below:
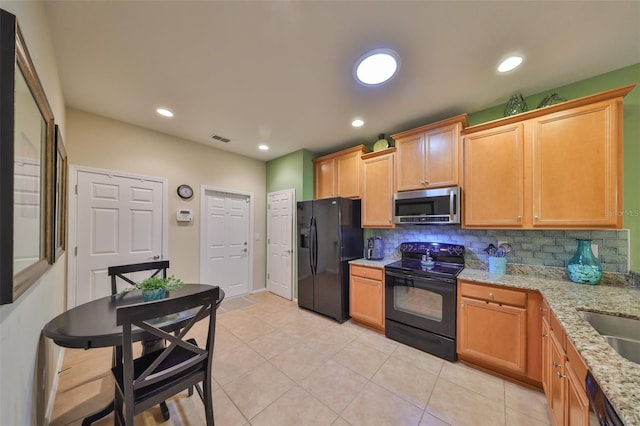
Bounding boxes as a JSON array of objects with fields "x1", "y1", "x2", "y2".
[{"x1": 566, "y1": 239, "x2": 602, "y2": 285}]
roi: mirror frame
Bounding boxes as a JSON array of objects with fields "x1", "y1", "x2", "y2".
[{"x1": 1, "y1": 9, "x2": 55, "y2": 304}]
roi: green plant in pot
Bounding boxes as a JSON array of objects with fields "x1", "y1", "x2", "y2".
[{"x1": 122, "y1": 275, "x2": 184, "y2": 301}]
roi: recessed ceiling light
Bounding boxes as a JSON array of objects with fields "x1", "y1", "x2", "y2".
[
  {"x1": 354, "y1": 48, "x2": 400, "y2": 86},
  {"x1": 156, "y1": 108, "x2": 174, "y2": 117},
  {"x1": 352, "y1": 119, "x2": 364, "y2": 127},
  {"x1": 498, "y1": 56, "x2": 523, "y2": 73},
  {"x1": 258, "y1": 144, "x2": 269, "y2": 151}
]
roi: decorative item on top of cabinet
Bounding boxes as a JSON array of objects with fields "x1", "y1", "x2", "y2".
[
  {"x1": 349, "y1": 264, "x2": 385, "y2": 331},
  {"x1": 462, "y1": 84, "x2": 635, "y2": 230},
  {"x1": 313, "y1": 144, "x2": 371, "y2": 199},
  {"x1": 361, "y1": 148, "x2": 396, "y2": 228},
  {"x1": 392, "y1": 114, "x2": 467, "y2": 192},
  {"x1": 504, "y1": 93, "x2": 528, "y2": 116}
]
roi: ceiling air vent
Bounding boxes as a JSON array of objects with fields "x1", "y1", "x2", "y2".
[{"x1": 211, "y1": 134, "x2": 231, "y2": 143}]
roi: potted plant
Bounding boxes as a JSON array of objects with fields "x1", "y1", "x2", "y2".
[{"x1": 122, "y1": 275, "x2": 184, "y2": 301}]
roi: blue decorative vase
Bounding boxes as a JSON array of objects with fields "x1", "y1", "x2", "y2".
[
  {"x1": 566, "y1": 239, "x2": 602, "y2": 285},
  {"x1": 142, "y1": 289, "x2": 167, "y2": 302}
]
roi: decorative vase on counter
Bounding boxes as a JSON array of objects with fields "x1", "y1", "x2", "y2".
[{"x1": 566, "y1": 239, "x2": 603, "y2": 285}]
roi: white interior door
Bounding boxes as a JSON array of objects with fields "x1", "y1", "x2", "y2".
[
  {"x1": 202, "y1": 189, "x2": 250, "y2": 298},
  {"x1": 267, "y1": 189, "x2": 294, "y2": 300},
  {"x1": 72, "y1": 170, "x2": 165, "y2": 306}
]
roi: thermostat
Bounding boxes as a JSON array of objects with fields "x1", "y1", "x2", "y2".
[{"x1": 176, "y1": 209, "x2": 193, "y2": 222}]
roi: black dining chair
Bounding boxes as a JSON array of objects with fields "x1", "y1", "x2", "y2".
[
  {"x1": 108, "y1": 260, "x2": 173, "y2": 420},
  {"x1": 108, "y1": 260, "x2": 170, "y2": 295},
  {"x1": 112, "y1": 286, "x2": 219, "y2": 426}
]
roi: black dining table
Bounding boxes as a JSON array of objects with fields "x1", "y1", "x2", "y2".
[{"x1": 43, "y1": 284, "x2": 225, "y2": 425}]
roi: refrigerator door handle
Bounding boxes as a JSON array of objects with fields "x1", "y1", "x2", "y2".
[
  {"x1": 309, "y1": 216, "x2": 316, "y2": 275},
  {"x1": 311, "y1": 217, "x2": 318, "y2": 275}
]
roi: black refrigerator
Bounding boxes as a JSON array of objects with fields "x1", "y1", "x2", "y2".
[{"x1": 297, "y1": 198, "x2": 363, "y2": 323}]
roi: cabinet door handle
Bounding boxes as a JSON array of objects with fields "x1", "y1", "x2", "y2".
[
  {"x1": 517, "y1": 216, "x2": 522, "y2": 221},
  {"x1": 556, "y1": 371, "x2": 566, "y2": 379},
  {"x1": 460, "y1": 303, "x2": 465, "y2": 308},
  {"x1": 552, "y1": 361, "x2": 561, "y2": 368},
  {"x1": 488, "y1": 292, "x2": 494, "y2": 298},
  {"x1": 534, "y1": 215, "x2": 539, "y2": 220},
  {"x1": 541, "y1": 332, "x2": 548, "y2": 337}
]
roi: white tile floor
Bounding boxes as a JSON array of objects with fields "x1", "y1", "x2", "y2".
[{"x1": 51, "y1": 291, "x2": 552, "y2": 426}]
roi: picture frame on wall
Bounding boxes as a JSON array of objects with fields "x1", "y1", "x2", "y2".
[
  {"x1": 53, "y1": 125, "x2": 67, "y2": 261},
  {"x1": 0, "y1": 9, "x2": 55, "y2": 304}
]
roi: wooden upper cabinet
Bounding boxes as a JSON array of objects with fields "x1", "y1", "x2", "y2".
[
  {"x1": 463, "y1": 122, "x2": 524, "y2": 227},
  {"x1": 531, "y1": 100, "x2": 620, "y2": 228},
  {"x1": 313, "y1": 145, "x2": 370, "y2": 199},
  {"x1": 361, "y1": 149, "x2": 396, "y2": 228},
  {"x1": 463, "y1": 84, "x2": 634, "y2": 229},
  {"x1": 393, "y1": 114, "x2": 468, "y2": 192}
]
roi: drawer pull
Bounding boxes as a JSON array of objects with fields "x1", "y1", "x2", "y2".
[{"x1": 488, "y1": 292, "x2": 494, "y2": 298}]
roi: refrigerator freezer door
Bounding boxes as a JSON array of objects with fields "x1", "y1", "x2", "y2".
[{"x1": 297, "y1": 200, "x2": 314, "y2": 310}]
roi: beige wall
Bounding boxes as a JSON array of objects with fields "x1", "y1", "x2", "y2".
[
  {"x1": 66, "y1": 108, "x2": 267, "y2": 291},
  {"x1": 0, "y1": 1, "x2": 67, "y2": 425}
]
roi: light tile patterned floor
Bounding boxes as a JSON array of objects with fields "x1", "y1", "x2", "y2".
[{"x1": 50, "y1": 292, "x2": 552, "y2": 426}]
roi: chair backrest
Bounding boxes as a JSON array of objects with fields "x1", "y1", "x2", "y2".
[
  {"x1": 108, "y1": 260, "x2": 170, "y2": 295},
  {"x1": 115, "y1": 287, "x2": 219, "y2": 409}
]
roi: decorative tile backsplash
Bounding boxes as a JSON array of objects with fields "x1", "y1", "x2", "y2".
[{"x1": 365, "y1": 226, "x2": 630, "y2": 273}]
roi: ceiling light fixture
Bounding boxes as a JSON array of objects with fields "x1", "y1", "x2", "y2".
[
  {"x1": 156, "y1": 108, "x2": 174, "y2": 118},
  {"x1": 498, "y1": 56, "x2": 524, "y2": 73},
  {"x1": 352, "y1": 119, "x2": 364, "y2": 127},
  {"x1": 258, "y1": 144, "x2": 269, "y2": 151},
  {"x1": 354, "y1": 48, "x2": 400, "y2": 86}
]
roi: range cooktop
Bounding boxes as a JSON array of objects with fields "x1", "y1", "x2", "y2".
[{"x1": 384, "y1": 242, "x2": 465, "y2": 280}]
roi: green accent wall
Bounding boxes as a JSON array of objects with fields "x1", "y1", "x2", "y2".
[
  {"x1": 468, "y1": 63, "x2": 640, "y2": 271},
  {"x1": 265, "y1": 63, "x2": 640, "y2": 271},
  {"x1": 266, "y1": 149, "x2": 302, "y2": 200}
]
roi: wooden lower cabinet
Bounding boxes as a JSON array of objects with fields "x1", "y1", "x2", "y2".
[
  {"x1": 349, "y1": 265, "x2": 384, "y2": 331},
  {"x1": 457, "y1": 280, "x2": 542, "y2": 384},
  {"x1": 543, "y1": 309, "x2": 592, "y2": 426},
  {"x1": 458, "y1": 296, "x2": 527, "y2": 374}
]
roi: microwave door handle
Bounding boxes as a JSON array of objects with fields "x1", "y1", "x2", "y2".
[{"x1": 449, "y1": 190, "x2": 455, "y2": 220}]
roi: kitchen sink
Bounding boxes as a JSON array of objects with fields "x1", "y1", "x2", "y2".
[{"x1": 579, "y1": 311, "x2": 640, "y2": 364}]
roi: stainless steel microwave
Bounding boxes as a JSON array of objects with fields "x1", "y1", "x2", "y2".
[{"x1": 393, "y1": 186, "x2": 460, "y2": 225}]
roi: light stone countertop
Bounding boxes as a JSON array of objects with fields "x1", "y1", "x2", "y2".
[
  {"x1": 346, "y1": 259, "x2": 640, "y2": 424},
  {"x1": 348, "y1": 257, "x2": 397, "y2": 268},
  {"x1": 459, "y1": 269, "x2": 640, "y2": 426}
]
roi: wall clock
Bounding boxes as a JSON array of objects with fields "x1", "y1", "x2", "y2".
[{"x1": 177, "y1": 184, "x2": 193, "y2": 200}]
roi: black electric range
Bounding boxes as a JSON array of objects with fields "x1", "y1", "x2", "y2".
[{"x1": 384, "y1": 242, "x2": 465, "y2": 361}]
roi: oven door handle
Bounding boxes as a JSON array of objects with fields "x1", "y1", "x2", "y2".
[{"x1": 385, "y1": 270, "x2": 455, "y2": 285}]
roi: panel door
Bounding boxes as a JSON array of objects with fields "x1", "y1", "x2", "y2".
[
  {"x1": 314, "y1": 158, "x2": 334, "y2": 199},
  {"x1": 362, "y1": 152, "x2": 395, "y2": 227},
  {"x1": 349, "y1": 273, "x2": 384, "y2": 330},
  {"x1": 532, "y1": 100, "x2": 619, "y2": 228},
  {"x1": 458, "y1": 297, "x2": 527, "y2": 374},
  {"x1": 267, "y1": 189, "x2": 294, "y2": 300},
  {"x1": 395, "y1": 133, "x2": 425, "y2": 191},
  {"x1": 203, "y1": 190, "x2": 249, "y2": 298},
  {"x1": 335, "y1": 151, "x2": 362, "y2": 198},
  {"x1": 425, "y1": 124, "x2": 459, "y2": 188},
  {"x1": 463, "y1": 123, "x2": 524, "y2": 227},
  {"x1": 75, "y1": 171, "x2": 164, "y2": 305}
]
